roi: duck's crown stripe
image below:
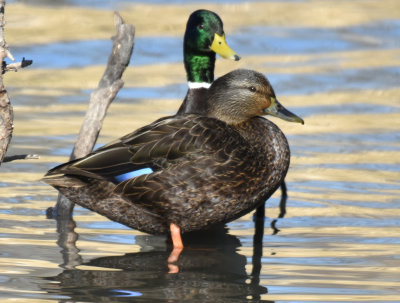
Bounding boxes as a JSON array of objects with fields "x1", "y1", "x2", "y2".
[{"x1": 188, "y1": 82, "x2": 212, "y2": 89}]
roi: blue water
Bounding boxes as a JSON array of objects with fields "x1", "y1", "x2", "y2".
[
  {"x1": 12, "y1": 20, "x2": 400, "y2": 70},
  {"x1": 9, "y1": 0, "x2": 306, "y2": 9}
]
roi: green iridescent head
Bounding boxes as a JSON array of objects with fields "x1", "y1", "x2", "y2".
[{"x1": 184, "y1": 10, "x2": 240, "y2": 83}]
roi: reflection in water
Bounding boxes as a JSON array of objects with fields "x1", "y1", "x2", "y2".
[
  {"x1": 43, "y1": 218, "x2": 273, "y2": 302},
  {"x1": 42, "y1": 155, "x2": 288, "y2": 300},
  {"x1": 259, "y1": 181, "x2": 287, "y2": 236},
  {"x1": 54, "y1": 217, "x2": 82, "y2": 270}
]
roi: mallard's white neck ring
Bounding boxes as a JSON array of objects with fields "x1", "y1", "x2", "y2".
[{"x1": 188, "y1": 82, "x2": 212, "y2": 89}]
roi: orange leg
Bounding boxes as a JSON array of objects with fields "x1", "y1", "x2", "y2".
[
  {"x1": 167, "y1": 223, "x2": 183, "y2": 267},
  {"x1": 170, "y1": 222, "x2": 184, "y2": 249}
]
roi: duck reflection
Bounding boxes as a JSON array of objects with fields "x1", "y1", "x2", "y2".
[{"x1": 43, "y1": 219, "x2": 274, "y2": 302}]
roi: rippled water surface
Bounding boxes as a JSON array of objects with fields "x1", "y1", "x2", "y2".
[{"x1": 1, "y1": 1, "x2": 400, "y2": 302}]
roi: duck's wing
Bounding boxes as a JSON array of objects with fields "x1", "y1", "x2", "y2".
[
  {"x1": 44, "y1": 115, "x2": 241, "y2": 185},
  {"x1": 111, "y1": 115, "x2": 252, "y2": 216}
]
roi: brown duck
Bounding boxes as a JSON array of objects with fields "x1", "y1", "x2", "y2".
[{"x1": 43, "y1": 69, "x2": 303, "y2": 250}]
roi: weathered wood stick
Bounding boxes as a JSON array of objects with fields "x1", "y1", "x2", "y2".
[
  {"x1": 0, "y1": 0, "x2": 13, "y2": 164},
  {"x1": 0, "y1": 89, "x2": 13, "y2": 164},
  {"x1": 0, "y1": 0, "x2": 32, "y2": 165},
  {"x1": 3, "y1": 154, "x2": 39, "y2": 162},
  {"x1": 51, "y1": 12, "x2": 135, "y2": 217},
  {"x1": 71, "y1": 13, "x2": 135, "y2": 160},
  {"x1": 3, "y1": 57, "x2": 33, "y2": 73}
]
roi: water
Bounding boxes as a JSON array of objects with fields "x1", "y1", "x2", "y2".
[{"x1": 1, "y1": 1, "x2": 400, "y2": 302}]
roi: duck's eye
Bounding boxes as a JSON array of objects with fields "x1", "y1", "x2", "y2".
[
  {"x1": 198, "y1": 24, "x2": 204, "y2": 30},
  {"x1": 249, "y1": 86, "x2": 257, "y2": 92}
]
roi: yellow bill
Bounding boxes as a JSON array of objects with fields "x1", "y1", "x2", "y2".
[{"x1": 210, "y1": 33, "x2": 240, "y2": 61}]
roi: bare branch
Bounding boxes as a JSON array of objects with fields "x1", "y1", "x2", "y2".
[
  {"x1": 70, "y1": 79, "x2": 124, "y2": 159},
  {"x1": 0, "y1": 1, "x2": 33, "y2": 165},
  {"x1": 0, "y1": 0, "x2": 13, "y2": 163},
  {"x1": 70, "y1": 12, "x2": 135, "y2": 160},
  {"x1": 3, "y1": 57, "x2": 33, "y2": 74},
  {"x1": 50, "y1": 12, "x2": 135, "y2": 216},
  {"x1": 3, "y1": 154, "x2": 39, "y2": 162},
  {"x1": 5, "y1": 48, "x2": 14, "y2": 61}
]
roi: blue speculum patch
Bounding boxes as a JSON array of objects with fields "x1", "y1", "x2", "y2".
[{"x1": 114, "y1": 167, "x2": 154, "y2": 183}]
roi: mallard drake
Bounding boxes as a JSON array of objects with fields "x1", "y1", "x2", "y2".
[
  {"x1": 178, "y1": 10, "x2": 285, "y2": 220},
  {"x1": 177, "y1": 9, "x2": 240, "y2": 115},
  {"x1": 43, "y1": 69, "x2": 303, "y2": 251}
]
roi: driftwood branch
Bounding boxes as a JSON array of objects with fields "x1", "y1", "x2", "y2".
[
  {"x1": 70, "y1": 79, "x2": 124, "y2": 159},
  {"x1": 0, "y1": 89, "x2": 13, "y2": 164},
  {"x1": 3, "y1": 153, "x2": 39, "y2": 162},
  {"x1": 2, "y1": 57, "x2": 33, "y2": 74},
  {"x1": 0, "y1": 0, "x2": 13, "y2": 164},
  {"x1": 0, "y1": 0, "x2": 32, "y2": 165},
  {"x1": 71, "y1": 12, "x2": 135, "y2": 160},
  {"x1": 50, "y1": 12, "x2": 135, "y2": 217}
]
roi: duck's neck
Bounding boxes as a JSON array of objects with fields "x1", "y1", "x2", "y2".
[
  {"x1": 177, "y1": 87, "x2": 209, "y2": 115},
  {"x1": 184, "y1": 51, "x2": 216, "y2": 84},
  {"x1": 178, "y1": 51, "x2": 216, "y2": 115}
]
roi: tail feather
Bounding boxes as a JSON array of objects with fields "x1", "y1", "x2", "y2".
[{"x1": 41, "y1": 174, "x2": 88, "y2": 188}]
